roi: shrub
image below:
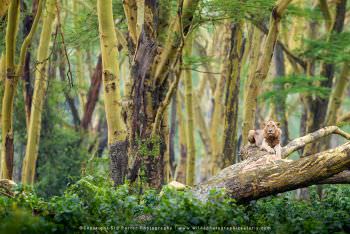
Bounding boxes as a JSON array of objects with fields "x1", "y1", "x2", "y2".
[{"x1": 1, "y1": 178, "x2": 349, "y2": 233}]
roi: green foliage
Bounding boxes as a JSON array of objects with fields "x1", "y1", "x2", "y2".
[
  {"x1": 300, "y1": 32, "x2": 350, "y2": 64},
  {"x1": 248, "y1": 186, "x2": 350, "y2": 234},
  {"x1": 1, "y1": 179, "x2": 349, "y2": 233},
  {"x1": 202, "y1": 0, "x2": 275, "y2": 21},
  {"x1": 136, "y1": 136, "x2": 161, "y2": 159},
  {"x1": 285, "y1": 4, "x2": 323, "y2": 20},
  {"x1": 261, "y1": 74, "x2": 331, "y2": 101}
]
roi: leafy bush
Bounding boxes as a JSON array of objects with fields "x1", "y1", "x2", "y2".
[{"x1": 0, "y1": 178, "x2": 349, "y2": 233}]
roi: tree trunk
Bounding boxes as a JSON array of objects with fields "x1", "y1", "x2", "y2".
[
  {"x1": 22, "y1": 0, "x2": 38, "y2": 128},
  {"x1": 184, "y1": 35, "x2": 196, "y2": 186},
  {"x1": 325, "y1": 62, "x2": 349, "y2": 126},
  {"x1": 21, "y1": 0, "x2": 56, "y2": 185},
  {"x1": 272, "y1": 43, "x2": 289, "y2": 145},
  {"x1": 73, "y1": 1, "x2": 86, "y2": 116},
  {"x1": 168, "y1": 95, "x2": 177, "y2": 177},
  {"x1": 209, "y1": 22, "x2": 232, "y2": 175},
  {"x1": 242, "y1": 26, "x2": 262, "y2": 145},
  {"x1": 97, "y1": 0, "x2": 128, "y2": 185},
  {"x1": 124, "y1": 0, "x2": 200, "y2": 188},
  {"x1": 0, "y1": 0, "x2": 19, "y2": 179},
  {"x1": 175, "y1": 91, "x2": 187, "y2": 184},
  {"x1": 81, "y1": 55, "x2": 102, "y2": 130},
  {"x1": 221, "y1": 22, "x2": 244, "y2": 168}
]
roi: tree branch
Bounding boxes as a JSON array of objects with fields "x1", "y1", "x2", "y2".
[
  {"x1": 282, "y1": 126, "x2": 350, "y2": 158},
  {"x1": 81, "y1": 55, "x2": 102, "y2": 130},
  {"x1": 250, "y1": 19, "x2": 307, "y2": 70},
  {"x1": 318, "y1": 170, "x2": 350, "y2": 184}
]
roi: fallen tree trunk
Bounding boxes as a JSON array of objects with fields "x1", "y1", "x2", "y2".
[{"x1": 193, "y1": 142, "x2": 350, "y2": 203}]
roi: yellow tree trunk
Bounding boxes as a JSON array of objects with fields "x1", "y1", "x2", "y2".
[
  {"x1": 242, "y1": 26, "x2": 262, "y2": 145},
  {"x1": 122, "y1": 0, "x2": 137, "y2": 47},
  {"x1": 73, "y1": 1, "x2": 86, "y2": 116},
  {"x1": 0, "y1": 53, "x2": 5, "y2": 83},
  {"x1": 1, "y1": 0, "x2": 43, "y2": 180},
  {"x1": 21, "y1": 0, "x2": 56, "y2": 185},
  {"x1": 0, "y1": 54, "x2": 4, "y2": 166},
  {"x1": 184, "y1": 35, "x2": 196, "y2": 186},
  {"x1": 209, "y1": 22, "x2": 232, "y2": 175},
  {"x1": 1, "y1": 0, "x2": 19, "y2": 179},
  {"x1": 325, "y1": 62, "x2": 350, "y2": 126},
  {"x1": 97, "y1": 0, "x2": 128, "y2": 185},
  {"x1": 0, "y1": 53, "x2": 5, "y2": 123}
]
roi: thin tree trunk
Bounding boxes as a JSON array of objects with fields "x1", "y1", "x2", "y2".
[
  {"x1": 168, "y1": 95, "x2": 177, "y2": 177},
  {"x1": 184, "y1": 35, "x2": 196, "y2": 186},
  {"x1": 73, "y1": 1, "x2": 86, "y2": 116},
  {"x1": 21, "y1": 0, "x2": 56, "y2": 185},
  {"x1": 242, "y1": 26, "x2": 262, "y2": 145},
  {"x1": 81, "y1": 55, "x2": 102, "y2": 130},
  {"x1": 0, "y1": 0, "x2": 19, "y2": 179},
  {"x1": 22, "y1": 0, "x2": 38, "y2": 128},
  {"x1": 272, "y1": 43, "x2": 289, "y2": 145},
  {"x1": 175, "y1": 91, "x2": 187, "y2": 184},
  {"x1": 325, "y1": 62, "x2": 349, "y2": 126},
  {"x1": 209, "y1": 22, "x2": 232, "y2": 175},
  {"x1": 97, "y1": 0, "x2": 128, "y2": 185}
]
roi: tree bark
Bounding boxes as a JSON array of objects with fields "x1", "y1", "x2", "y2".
[{"x1": 221, "y1": 22, "x2": 244, "y2": 168}]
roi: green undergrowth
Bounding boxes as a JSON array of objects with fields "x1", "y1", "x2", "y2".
[{"x1": 0, "y1": 176, "x2": 349, "y2": 233}]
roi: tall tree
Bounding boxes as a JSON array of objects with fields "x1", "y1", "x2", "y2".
[
  {"x1": 22, "y1": 0, "x2": 56, "y2": 184},
  {"x1": 221, "y1": 21, "x2": 244, "y2": 168},
  {"x1": 97, "y1": 0, "x2": 128, "y2": 185},
  {"x1": 184, "y1": 35, "x2": 196, "y2": 186},
  {"x1": 0, "y1": 0, "x2": 19, "y2": 179},
  {"x1": 2, "y1": 0, "x2": 43, "y2": 179}
]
